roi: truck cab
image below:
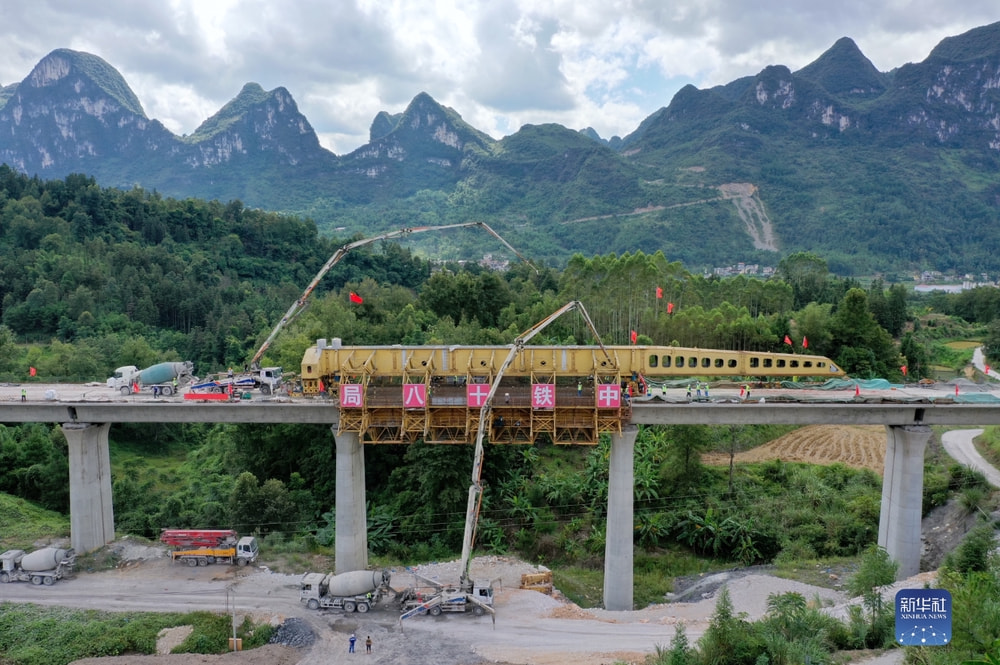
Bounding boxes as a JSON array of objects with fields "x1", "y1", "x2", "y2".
[
  {"x1": 107, "y1": 366, "x2": 139, "y2": 390},
  {"x1": 299, "y1": 572, "x2": 326, "y2": 604},
  {"x1": 257, "y1": 367, "x2": 283, "y2": 395},
  {"x1": 236, "y1": 536, "x2": 259, "y2": 566},
  {"x1": 0, "y1": 549, "x2": 25, "y2": 573},
  {"x1": 471, "y1": 580, "x2": 495, "y2": 607}
]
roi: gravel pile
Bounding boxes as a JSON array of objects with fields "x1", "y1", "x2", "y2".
[
  {"x1": 270, "y1": 617, "x2": 316, "y2": 648},
  {"x1": 109, "y1": 537, "x2": 168, "y2": 561},
  {"x1": 399, "y1": 555, "x2": 546, "y2": 591}
]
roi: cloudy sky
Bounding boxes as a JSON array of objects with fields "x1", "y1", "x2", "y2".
[{"x1": 2, "y1": 1, "x2": 998, "y2": 155}]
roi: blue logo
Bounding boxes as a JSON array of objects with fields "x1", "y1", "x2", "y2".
[{"x1": 896, "y1": 589, "x2": 951, "y2": 646}]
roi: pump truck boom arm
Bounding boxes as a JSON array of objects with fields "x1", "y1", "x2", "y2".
[
  {"x1": 249, "y1": 221, "x2": 536, "y2": 369},
  {"x1": 458, "y1": 300, "x2": 608, "y2": 588}
]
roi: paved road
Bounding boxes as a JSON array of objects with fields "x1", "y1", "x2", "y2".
[{"x1": 941, "y1": 428, "x2": 1000, "y2": 488}]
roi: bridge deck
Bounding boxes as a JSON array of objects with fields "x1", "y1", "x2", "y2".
[{"x1": 3, "y1": 383, "x2": 1000, "y2": 435}]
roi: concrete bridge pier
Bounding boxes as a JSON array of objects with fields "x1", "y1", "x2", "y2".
[
  {"x1": 604, "y1": 424, "x2": 638, "y2": 611},
  {"x1": 878, "y1": 424, "x2": 931, "y2": 579},
  {"x1": 334, "y1": 429, "x2": 368, "y2": 573},
  {"x1": 62, "y1": 422, "x2": 114, "y2": 553}
]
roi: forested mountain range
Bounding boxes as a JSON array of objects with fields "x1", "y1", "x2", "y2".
[{"x1": 2, "y1": 23, "x2": 1000, "y2": 273}]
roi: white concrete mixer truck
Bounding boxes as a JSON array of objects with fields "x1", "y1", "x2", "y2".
[
  {"x1": 0, "y1": 547, "x2": 75, "y2": 585},
  {"x1": 299, "y1": 569, "x2": 390, "y2": 612},
  {"x1": 107, "y1": 361, "x2": 195, "y2": 396}
]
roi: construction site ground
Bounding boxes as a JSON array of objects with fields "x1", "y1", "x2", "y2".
[
  {"x1": 1, "y1": 427, "x2": 987, "y2": 665},
  {"x1": 0, "y1": 545, "x2": 915, "y2": 665},
  {"x1": 4, "y1": 539, "x2": 956, "y2": 665}
]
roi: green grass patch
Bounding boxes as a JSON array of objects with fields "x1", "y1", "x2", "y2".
[
  {"x1": 944, "y1": 340, "x2": 983, "y2": 350},
  {"x1": 553, "y1": 566, "x2": 604, "y2": 608},
  {"x1": 0, "y1": 604, "x2": 275, "y2": 665},
  {"x1": 110, "y1": 436, "x2": 191, "y2": 494},
  {"x1": 555, "y1": 550, "x2": 724, "y2": 609},
  {"x1": 769, "y1": 555, "x2": 860, "y2": 590},
  {"x1": 0, "y1": 492, "x2": 70, "y2": 550},
  {"x1": 927, "y1": 341, "x2": 976, "y2": 373},
  {"x1": 535, "y1": 443, "x2": 588, "y2": 474},
  {"x1": 978, "y1": 427, "x2": 1000, "y2": 468}
]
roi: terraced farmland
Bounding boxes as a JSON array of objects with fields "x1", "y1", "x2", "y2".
[{"x1": 702, "y1": 424, "x2": 886, "y2": 474}]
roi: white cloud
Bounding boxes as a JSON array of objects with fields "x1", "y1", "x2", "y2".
[{"x1": 1, "y1": 1, "x2": 998, "y2": 154}]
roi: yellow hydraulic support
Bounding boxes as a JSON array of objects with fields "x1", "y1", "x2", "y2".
[{"x1": 303, "y1": 340, "x2": 844, "y2": 444}]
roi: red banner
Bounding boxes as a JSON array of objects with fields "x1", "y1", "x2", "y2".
[{"x1": 349, "y1": 292, "x2": 363, "y2": 304}]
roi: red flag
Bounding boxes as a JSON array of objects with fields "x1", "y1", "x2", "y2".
[
  {"x1": 900, "y1": 365, "x2": 908, "y2": 376},
  {"x1": 667, "y1": 302, "x2": 674, "y2": 314},
  {"x1": 783, "y1": 335, "x2": 792, "y2": 346},
  {"x1": 802, "y1": 336, "x2": 808, "y2": 349},
  {"x1": 655, "y1": 286, "x2": 663, "y2": 299},
  {"x1": 29, "y1": 366, "x2": 36, "y2": 377},
  {"x1": 349, "y1": 292, "x2": 363, "y2": 304},
  {"x1": 986, "y1": 364, "x2": 992, "y2": 374},
  {"x1": 855, "y1": 384, "x2": 860, "y2": 396},
  {"x1": 630, "y1": 330, "x2": 637, "y2": 344}
]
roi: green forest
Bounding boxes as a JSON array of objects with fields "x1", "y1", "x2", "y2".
[{"x1": 4, "y1": 168, "x2": 1000, "y2": 665}]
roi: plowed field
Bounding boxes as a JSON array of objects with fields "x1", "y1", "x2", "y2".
[{"x1": 702, "y1": 424, "x2": 885, "y2": 474}]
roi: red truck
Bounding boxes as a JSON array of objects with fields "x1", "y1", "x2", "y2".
[{"x1": 160, "y1": 529, "x2": 259, "y2": 567}]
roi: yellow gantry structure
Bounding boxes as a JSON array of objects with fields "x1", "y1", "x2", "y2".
[{"x1": 299, "y1": 342, "x2": 845, "y2": 445}]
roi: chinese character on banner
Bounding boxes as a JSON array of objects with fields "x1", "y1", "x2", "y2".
[
  {"x1": 403, "y1": 383, "x2": 426, "y2": 408},
  {"x1": 531, "y1": 384, "x2": 555, "y2": 409},
  {"x1": 466, "y1": 383, "x2": 490, "y2": 407},
  {"x1": 596, "y1": 383, "x2": 621, "y2": 408},
  {"x1": 340, "y1": 384, "x2": 364, "y2": 408}
]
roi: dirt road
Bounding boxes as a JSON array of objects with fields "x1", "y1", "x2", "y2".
[{"x1": 0, "y1": 549, "x2": 856, "y2": 665}]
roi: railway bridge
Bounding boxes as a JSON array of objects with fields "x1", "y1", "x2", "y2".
[{"x1": 3, "y1": 389, "x2": 1000, "y2": 610}]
